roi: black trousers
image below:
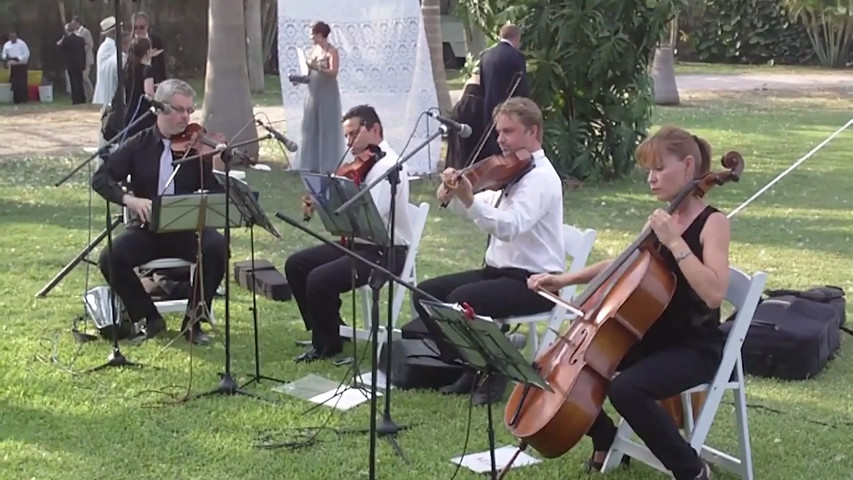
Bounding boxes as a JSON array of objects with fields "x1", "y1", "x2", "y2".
[
  {"x1": 586, "y1": 344, "x2": 721, "y2": 480},
  {"x1": 67, "y1": 68, "x2": 85, "y2": 105},
  {"x1": 10, "y1": 64, "x2": 27, "y2": 104},
  {"x1": 412, "y1": 266, "x2": 553, "y2": 363},
  {"x1": 98, "y1": 227, "x2": 227, "y2": 324},
  {"x1": 284, "y1": 243, "x2": 407, "y2": 352}
]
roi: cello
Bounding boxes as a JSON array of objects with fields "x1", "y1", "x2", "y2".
[{"x1": 498, "y1": 151, "x2": 744, "y2": 475}]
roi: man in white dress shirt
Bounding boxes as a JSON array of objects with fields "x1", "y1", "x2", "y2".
[
  {"x1": 285, "y1": 105, "x2": 414, "y2": 363},
  {"x1": 2, "y1": 32, "x2": 30, "y2": 104},
  {"x1": 413, "y1": 97, "x2": 565, "y2": 405}
]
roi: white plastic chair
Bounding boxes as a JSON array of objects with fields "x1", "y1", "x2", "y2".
[
  {"x1": 602, "y1": 267, "x2": 766, "y2": 480},
  {"x1": 496, "y1": 225, "x2": 597, "y2": 359},
  {"x1": 339, "y1": 202, "x2": 430, "y2": 351}
]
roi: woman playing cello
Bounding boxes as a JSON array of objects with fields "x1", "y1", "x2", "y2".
[{"x1": 528, "y1": 126, "x2": 731, "y2": 480}]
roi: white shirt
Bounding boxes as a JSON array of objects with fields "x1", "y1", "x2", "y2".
[
  {"x1": 2, "y1": 39, "x2": 30, "y2": 64},
  {"x1": 350, "y1": 140, "x2": 413, "y2": 246},
  {"x1": 158, "y1": 139, "x2": 175, "y2": 195},
  {"x1": 450, "y1": 149, "x2": 564, "y2": 273}
]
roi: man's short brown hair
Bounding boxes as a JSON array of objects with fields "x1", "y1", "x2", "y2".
[{"x1": 493, "y1": 97, "x2": 543, "y2": 140}]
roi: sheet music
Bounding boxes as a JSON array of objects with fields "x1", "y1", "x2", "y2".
[{"x1": 296, "y1": 47, "x2": 308, "y2": 75}]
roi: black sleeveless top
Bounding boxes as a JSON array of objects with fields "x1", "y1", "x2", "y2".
[{"x1": 641, "y1": 205, "x2": 726, "y2": 357}]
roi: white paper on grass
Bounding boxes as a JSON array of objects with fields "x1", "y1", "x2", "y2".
[
  {"x1": 308, "y1": 385, "x2": 382, "y2": 411},
  {"x1": 450, "y1": 445, "x2": 541, "y2": 474}
]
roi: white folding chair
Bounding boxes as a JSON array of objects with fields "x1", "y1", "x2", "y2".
[
  {"x1": 123, "y1": 206, "x2": 215, "y2": 326},
  {"x1": 497, "y1": 225, "x2": 597, "y2": 359},
  {"x1": 339, "y1": 202, "x2": 431, "y2": 351},
  {"x1": 602, "y1": 267, "x2": 766, "y2": 480}
]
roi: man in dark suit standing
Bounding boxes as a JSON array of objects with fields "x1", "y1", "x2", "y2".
[
  {"x1": 478, "y1": 24, "x2": 530, "y2": 159},
  {"x1": 57, "y1": 23, "x2": 87, "y2": 105}
]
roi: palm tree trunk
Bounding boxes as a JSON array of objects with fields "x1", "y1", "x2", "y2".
[
  {"x1": 245, "y1": 0, "x2": 265, "y2": 93},
  {"x1": 202, "y1": 0, "x2": 259, "y2": 159},
  {"x1": 422, "y1": 0, "x2": 453, "y2": 113}
]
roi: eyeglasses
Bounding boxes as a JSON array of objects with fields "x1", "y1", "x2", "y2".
[{"x1": 169, "y1": 105, "x2": 195, "y2": 115}]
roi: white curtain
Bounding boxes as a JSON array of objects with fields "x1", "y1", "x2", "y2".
[{"x1": 277, "y1": 0, "x2": 441, "y2": 175}]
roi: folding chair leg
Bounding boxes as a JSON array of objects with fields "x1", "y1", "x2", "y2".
[
  {"x1": 601, "y1": 419, "x2": 632, "y2": 472},
  {"x1": 732, "y1": 360, "x2": 755, "y2": 480}
]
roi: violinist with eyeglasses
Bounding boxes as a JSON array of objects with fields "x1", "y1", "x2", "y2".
[
  {"x1": 91, "y1": 78, "x2": 226, "y2": 345},
  {"x1": 284, "y1": 105, "x2": 413, "y2": 363},
  {"x1": 410, "y1": 97, "x2": 565, "y2": 406}
]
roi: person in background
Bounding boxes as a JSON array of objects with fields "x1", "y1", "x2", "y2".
[
  {"x1": 2, "y1": 31, "x2": 30, "y2": 104},
  {"x1": 123, "y1": 37, "x2": 156, "y2": 138},
  {"x1": 70, "y1": 16, "x2": 95, "y2": 101},
  {"x1": 56, "y1": 23, "x2": 87, "y2": 105},
  {"x1": 444, "y1": 73, "x2": 484, "y2": 170},
  {"x1": 130, "y1": 12, "x2": 166, "y2": 84}
]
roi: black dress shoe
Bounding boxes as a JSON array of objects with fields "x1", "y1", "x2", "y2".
[
  {"x1": 295, "y1": 348, "x2": 323, "y2": 363},
  {"x1": 472, "y1": 374, "x2": 509, "y2": 406},
  {"x1": 181, "y1": 318, "x2": 210, "y2": 346},
  {"x1": 586, "y1": 453, "x2": 630, "y2": 473},
  {"x1": 145, "y1": 316, "x2": 167, "y2": 339},
  {"x1": 440, "y1": 369, "x2": 477, "y2": 394}
]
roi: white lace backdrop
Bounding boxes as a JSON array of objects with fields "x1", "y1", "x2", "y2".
[{"x1": 276, "y1": 0, "x2": 441, "y2": 175}]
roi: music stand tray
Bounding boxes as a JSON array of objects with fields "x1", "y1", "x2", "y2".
[
  {"x1": 150, "y1": 193, "x2": 241, "y2": 233},
  {"x1": 300, "y1": 172, "x2": 388, "y2": 246},
  {"x1": 213, "y1": 171, "x2": 281, "y2": 239},
  {"x1": 418, "y1": 300, "x2": 551, "y2": 392}
]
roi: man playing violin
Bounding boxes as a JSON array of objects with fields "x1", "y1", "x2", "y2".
[
  {"x1": 284, "y1": 105, "x2": 413, "y2": 363},
  {"x1": 92, "y1": 78, "x2": 226, "y2": 345},
  {"x1": 411, "y1": 97, "x2": 564, "y2": 406},
  {"x1": 528, "y1": 126, "x2": 729, "y2": 480}
]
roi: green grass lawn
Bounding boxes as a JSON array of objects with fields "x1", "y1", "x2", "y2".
[{"x1": 0, "y1": 90, "x2": 851, "y2": 480}]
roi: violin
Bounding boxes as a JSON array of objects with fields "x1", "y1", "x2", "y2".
[
  {"x1": 301, "y1": 145, "x2": 384, "y2": 221},
  {"x1": 497, "y1": 151, "x2": 745, "y2": 477},
  {"x1": 439, "y1": 149, "x2": 534, "y2": 207},
  {"x1": 170, "y1": 123, "x2": 252, "y2": 165}
]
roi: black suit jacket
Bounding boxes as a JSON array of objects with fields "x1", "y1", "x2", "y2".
[
  {"x1": 59, "y1": 33, "x2": 86, "y2": 72},
  {"x1": 478, "y1": 41, "x2": 530, "y2": 129},
  {"x1": 92, "y1": 125, "x2": 223, "y2": 228}
]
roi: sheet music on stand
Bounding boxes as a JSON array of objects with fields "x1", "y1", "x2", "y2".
[
  {"x1": 213, "y1": 171, "x2": 281, "y2": 238},
  {"x1": 418, "y1": 300, "x2": 552, "y2": 392},
  {"x1": 150, "y1": 192, "x2": 241, "y2": 233},
  {"x1": 300, "y1": 172, "x2": 388, "y2": 245}
]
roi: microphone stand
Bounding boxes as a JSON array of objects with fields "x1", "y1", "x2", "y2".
[
  {"x1": 334, "y1": 124, "x2": 447, "y2": 459},
  {"x1": 179, "y1": 135, "x2": 271, "y2": 401}
]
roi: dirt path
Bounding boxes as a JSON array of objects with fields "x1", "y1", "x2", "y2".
[{"x1": 1, "y1": 72, "x2": 851, "y2": 159}]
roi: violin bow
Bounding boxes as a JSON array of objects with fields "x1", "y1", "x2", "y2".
[
  {"x1": 726, "y1": 117, "x2": 853, "y2": 220},
  {"x1": 458, "y1": 70, "x2": 524, "y2": 171}
]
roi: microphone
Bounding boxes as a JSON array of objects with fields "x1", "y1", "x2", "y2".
[
  {"x1": 427, "y1": 110, "x2": 472, "y2": 138},
  {"x1": 144, "y1": 94, "x2": 172, "y2": 114},
  {"x1": 256, "y1": 119, "x2": 298, "y2": 152}
]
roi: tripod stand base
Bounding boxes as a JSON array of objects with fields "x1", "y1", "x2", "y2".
[
  {"x1": 241, "y1": 374, "x2": 289, "y2": 389},
  {"x1": 85, "y1": 348, "x2": 144, "y2": 373},
  {"x1": 188, "y1": 373, "x2": 267, "y2": 401}
]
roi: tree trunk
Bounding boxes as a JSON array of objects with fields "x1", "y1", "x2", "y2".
[
  {"x1": 202, "y1": 0, "x2": 259, "y2": 159},
  {"x1": 652, "y1": 46, "x2": 679, "y2": 105},
  {"x1": 245, "y1": 0, "x2": 265, "y2": 93},
  {"x1": 422, "y1": 0, "x2": 453, "y2": 113}
]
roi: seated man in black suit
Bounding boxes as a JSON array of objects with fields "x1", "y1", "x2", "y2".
[{"x1": 92, "y1": 78, "x2": 225, "y2": 345}]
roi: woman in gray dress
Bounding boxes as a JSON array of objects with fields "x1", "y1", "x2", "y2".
[{"x1": 293, "y1": 21, "x2": 345, "y2": 173}]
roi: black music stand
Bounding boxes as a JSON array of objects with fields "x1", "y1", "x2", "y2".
[
  {"x1": 206, "y1": 172, "x2": 287, "y2": 389},
  {"x1": 298, "y1": 171, "x2": 393, "y2": 478},
  {"x1": 418, "y1": 300, "x2": 551, "y2": 480}
]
